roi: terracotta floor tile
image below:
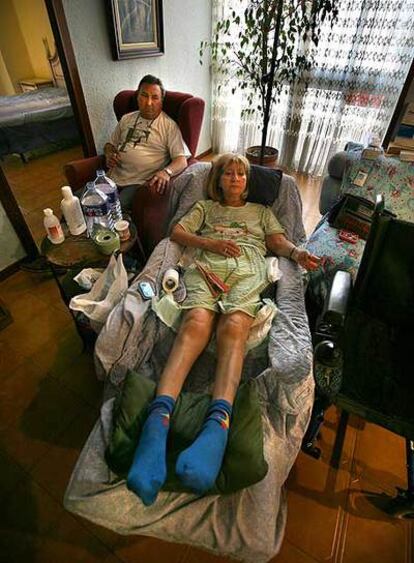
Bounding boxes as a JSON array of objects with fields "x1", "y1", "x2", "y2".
[
  {"x1": 32, "y1": 276, "x2": 72, "y2": 313},
  {"x1": 0, "y1": 339, "x2": 26, "y2": 378},
  {"x1": 0, "y1": 530, "x2": 42, "y2": 563},
  {"x1": 31, "y1": 403, "x2": 98, "y2": 502},
  {"x1": 50, "y1": 351, "x2": 103, "y2": 409},
  {"x1": 1, "y1": 296, "x2": 72, "y2": 358},
  {"x1": 341, "y1": 476, "x2": 411, "y2": 563},
  {"x1": 271, "y1": 539, "x2": 319, "y2": 563},
  {"x1": 1, "y1": 477, "x2": 115, "y2": 563},
  {"x1": 114, "y1": 535, "x2": 189, "y2": 563},
  {"x1": 0, "y1": 450, "x2": 29, "y2": 502},
  {"x1": 73, "y1": 516, "x2": 122, "y2": 555},
  {"x1": 0, "y1": 359, "x2": 48, "y2": 431},
  {"x1": 181, "y1": 544, "x2": 232, "y2": 562},
  {"x1": 0, "y1": 371, "x2": 86, "y2": 470},
  {"x1": 352, "y1": 422, "x2": 407, "y2": 491},
  {"x1": 0, "y1": 270, "x2": 51, "y2": 302},
  {"x1": 29, "y1": 324, "x2": 84, "y2": 378},
  {"x1": 285, "y1": 455, "x2": 353, "y2": 561}
]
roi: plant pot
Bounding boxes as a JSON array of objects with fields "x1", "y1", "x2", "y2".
[{"x1": 245, "y1": 146, "x2": 279, "y2": 168}]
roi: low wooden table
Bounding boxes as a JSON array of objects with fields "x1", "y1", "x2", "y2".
[
  {"x1": 41, "y1": 222, "x2": 142, "y2": 347},
  {"x1": 41, "y1": 223, "x2": 139, "y2": 270}
]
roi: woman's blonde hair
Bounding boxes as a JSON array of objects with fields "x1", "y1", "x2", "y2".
[{"x1": 207, "y1": 153, "x2": 250, "y2": 202}]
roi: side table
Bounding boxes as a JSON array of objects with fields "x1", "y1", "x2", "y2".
[{"x1": 41, "y1": 223, "x2": 142, "y2": 347}]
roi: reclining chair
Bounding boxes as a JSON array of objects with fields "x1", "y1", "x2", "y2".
[
  {"x1": 303, "y1": 196, "x2": 414, "y2": 518},
  {"x1": 64, "y1": 162, "x2": 314, "y2": 562},
  {"x1": 64, "y1": 89, "x2": 205, "y2": 258}
]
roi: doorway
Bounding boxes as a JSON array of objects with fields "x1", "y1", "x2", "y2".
[{"x1": 0, "y1": 0, "x2": 94, "y2": 263}]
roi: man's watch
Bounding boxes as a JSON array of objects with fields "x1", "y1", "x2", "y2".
[{"x1": 164, "y1": 167, "x2": 173, "y2": 177}]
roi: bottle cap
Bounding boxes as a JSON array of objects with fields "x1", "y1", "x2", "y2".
[
  {"x1": 44, "y1": 208, "x2": 53, "y2": 216},
  {"x1": 61, "y1": 186, "x2": 73, "y2": 199}
]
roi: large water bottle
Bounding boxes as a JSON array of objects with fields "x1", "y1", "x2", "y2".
[
  {"x1": 94, "y1": 169, "x2": 122, "y2": 223},
  {"x1": 80, "y1": 181, "x2": 113, "y2": 237}
]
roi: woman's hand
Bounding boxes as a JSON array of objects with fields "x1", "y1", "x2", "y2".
[
  {"x1": 292, "y1": 248, "x2": 321, "y2": 271},
  {"x1": 207, "y1": 239, "x2": 241, "y2": 258}
]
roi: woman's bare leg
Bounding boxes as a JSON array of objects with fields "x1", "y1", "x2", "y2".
[
  {"x1": 176, "y1": 310, "x2": 254, "y2": 493},
  {"x1": 127, "y1": 307, "x2": 216, "y2": 505},
  {"x1": 157, "y1": 307, "x2": 216, "y2": 399},
  {"x1": 213, "y1": 310, "x2": 254, "y2": 402}
]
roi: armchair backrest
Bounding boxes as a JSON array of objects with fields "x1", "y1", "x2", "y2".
[
  {"x1": 353, "y1": 212, "x2": 414, "y2": 327},
  {"x1": 113, "y1": 89, "x2": 205, "y2": 162},
  {"x1": 339, "y1": 210, "x2": 414, "y2": 434}
]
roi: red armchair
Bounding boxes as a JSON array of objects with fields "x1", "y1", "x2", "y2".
[{"x1": 64, "y1": 89, "x2": 205, "y2": 257}]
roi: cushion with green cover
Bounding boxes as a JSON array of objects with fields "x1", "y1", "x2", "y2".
[{"x1": 105, "y1": 370, "x2": 268, "y2": 494}]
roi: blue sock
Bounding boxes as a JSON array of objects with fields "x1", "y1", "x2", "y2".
[
  {"x1": 176, "y1": 399, "x2": 232, "y2": 494},
  {"x1": 126, "y1": 395, "x2": 175, "y2": 506}
]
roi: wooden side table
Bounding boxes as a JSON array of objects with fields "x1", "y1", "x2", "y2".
[{"x1": 41, "y1": 223, "x2": 142, "y2": 347}]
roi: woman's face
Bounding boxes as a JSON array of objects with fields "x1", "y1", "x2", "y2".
[{"x1": 220, "y1": 161, "x2": 247, "y2": 203}]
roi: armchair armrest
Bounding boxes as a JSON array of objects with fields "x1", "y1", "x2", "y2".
[
  {"x1": 321, "y1": 270, "x2": 352, "y2": 330},
  {"x1": 314, "y1": 270, "x2": 352, "y2": 367},
  {"x1": 64, "y1": 155, "x2": 106, "y2": 192}
]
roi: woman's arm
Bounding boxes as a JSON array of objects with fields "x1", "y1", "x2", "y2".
[
  {"x1": 170, "y1": 224, "x2": 241, "y2": 258},
  {"x1": 265, "y1": 233, "x2": 321, "y2": 271}
]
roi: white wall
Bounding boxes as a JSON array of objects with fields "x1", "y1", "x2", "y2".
[
  {"x1": 62, "y1": 0, "x2": 212, "y2": 154},
  {"x1": 0, "y1": 201, "x2": 26, "y2": 271}
]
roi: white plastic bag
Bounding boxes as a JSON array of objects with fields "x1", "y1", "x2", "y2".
[{"x1": 69, "y1": 253, "x2": 128, "y2": 332}]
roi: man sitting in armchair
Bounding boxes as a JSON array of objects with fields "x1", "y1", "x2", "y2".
[{"x1": 104, "y1": 74, "x2": 190, "y2": 210}]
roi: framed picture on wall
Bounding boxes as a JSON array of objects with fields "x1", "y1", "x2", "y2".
[{"x1": 107, "y1": 0, "x2": 164, "y2": 60}]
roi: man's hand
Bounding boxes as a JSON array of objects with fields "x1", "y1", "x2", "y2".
[
  {"x1": 147, "y1": 170, "x2": 171, "y2": 195},
  {"x1": 104, "y1": 144, "x2": 121, "y2": 169},
  {"x1": 293, "y1": 248, "x2": 321, "y2": 271}
]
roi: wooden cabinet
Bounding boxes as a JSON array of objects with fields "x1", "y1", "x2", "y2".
[{"x1": 19, "y1": 77, "x2": 54, "y2": 92}]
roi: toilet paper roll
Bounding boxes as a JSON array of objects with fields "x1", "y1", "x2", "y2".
[
  {"x1": 94, "y1": 230, "x2": 120, "y2": 255},
  {"x1": 162, "y1": 268, "x2": 179, "y2": 293}
]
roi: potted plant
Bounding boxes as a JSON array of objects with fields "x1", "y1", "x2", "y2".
[{"x1": 200, "y1": 0, "x2": 338, "y2": 166}]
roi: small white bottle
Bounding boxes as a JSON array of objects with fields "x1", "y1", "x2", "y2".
[
  {"x1": 43, "y1": 208, "x2": 65, "y2": 244},
  {"x1": 60, "y1": 186, "x2": 87, "y2": 235}
]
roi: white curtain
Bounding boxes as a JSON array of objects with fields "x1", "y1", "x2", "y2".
[{"x1": 210, "y1": 0, "x2": 414, "y2": 176}]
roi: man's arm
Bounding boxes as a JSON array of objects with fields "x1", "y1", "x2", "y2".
[
  {"x1": 104, "y1": 142, "x2": 121, "y2": 169},
  {"x1": 147, "y1": 155, "x2": 188, "y2": 195}
]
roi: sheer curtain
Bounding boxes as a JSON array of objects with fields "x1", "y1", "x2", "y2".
[{"x1": 210, "y1": 0, "x2": 414, "y2": 176}]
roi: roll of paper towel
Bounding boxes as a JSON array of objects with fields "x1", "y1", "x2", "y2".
[{"x1": 162, "y1": 268, "x2": 179, "y2": 293}]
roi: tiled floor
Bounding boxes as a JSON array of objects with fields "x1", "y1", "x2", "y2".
[{"x1": 0, "y1": 151, "x2": 413, "y2": 562}]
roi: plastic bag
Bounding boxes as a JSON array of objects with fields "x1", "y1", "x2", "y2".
[{"x1": 69, "y1": 253, "x2": 128, "y2": 332}]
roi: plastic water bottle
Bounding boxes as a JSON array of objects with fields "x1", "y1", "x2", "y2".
[
  {"x1": 94, "y1": 169, "x2": 122, "y2": 223},
  {"x1": 80, "y1": 181, "x2": 113, "y2": 237}
]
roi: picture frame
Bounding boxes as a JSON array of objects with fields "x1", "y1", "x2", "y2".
[{"x1": 107, "y1": 0, "x2": 164, "y2": 60}]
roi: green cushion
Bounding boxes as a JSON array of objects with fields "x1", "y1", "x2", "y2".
[{"x1": 105, "y1": 370, "x2": 268, "y2": 494}]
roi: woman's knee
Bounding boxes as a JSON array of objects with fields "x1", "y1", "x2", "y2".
[
  {"x1": 216, "y1": 311, "x2": 253, "y2": 342},
  {"x1": 180, "y1": 308, "x2": 215, "y2": 338}
]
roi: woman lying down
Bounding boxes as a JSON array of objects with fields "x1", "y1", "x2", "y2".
[{"x1": 127, "y1": 152, "x2": 320, "y2": 505}]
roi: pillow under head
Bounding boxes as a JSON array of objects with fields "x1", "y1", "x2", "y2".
[{"x1": 247, "y1": 165, "x2": 282, "y2": 206}]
